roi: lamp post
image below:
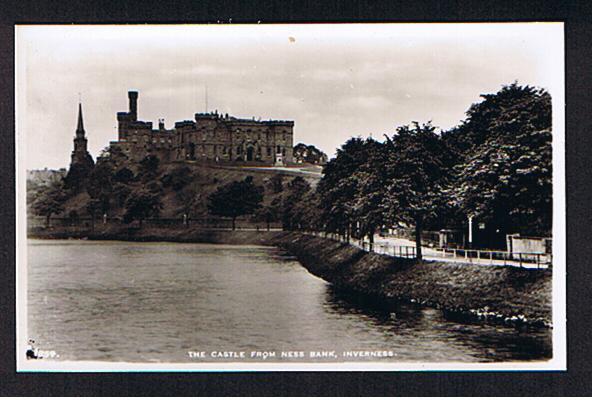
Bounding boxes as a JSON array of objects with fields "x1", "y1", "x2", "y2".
[{"x1": 468, "y1": 215, "x2": 473, "y2": 249}]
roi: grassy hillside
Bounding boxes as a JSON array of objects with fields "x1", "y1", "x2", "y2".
[{"x1": 34, "y1": 161, "x2": 321, "y2": 222}]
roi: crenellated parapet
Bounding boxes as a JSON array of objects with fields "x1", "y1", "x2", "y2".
[{"x1": 112, "y1": 90, "x2": 294, "y2": 165}]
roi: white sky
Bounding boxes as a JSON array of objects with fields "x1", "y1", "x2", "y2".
[{"x1": 16, "y1": 23, "x2": 563, "y2": 170}]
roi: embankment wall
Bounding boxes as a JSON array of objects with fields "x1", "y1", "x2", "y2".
[{"x1": 269, "y1": 232, "x2": 552, "y2": 327}]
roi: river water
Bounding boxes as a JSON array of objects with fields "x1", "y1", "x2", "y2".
[{"x1": 27, "y1": 240, "x2": 551, "y2": 363}]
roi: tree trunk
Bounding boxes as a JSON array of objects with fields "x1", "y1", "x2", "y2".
[
  {"x1": 369, "y1": 227, "x2": 375, "y2": 252},
  {"x1": 45, "y1": 214, "x2": 51, "y2": 228},
  {"x1": 232, "y1": 217, "x2": 236, "y2": 231},
  {"x1": 415, "y1": 219, "x2": 423, "y2": 260},
  {"x1": 266, "y1": 220, "x2": 270, "y2": 231}
]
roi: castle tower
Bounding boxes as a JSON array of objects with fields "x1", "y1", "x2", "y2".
[
  {"x1": 65, "y1": 102, "x2": 95, "y2": 190},
  {"x1": 128, "y1": 91, "x2": 138, "y2": 121}
]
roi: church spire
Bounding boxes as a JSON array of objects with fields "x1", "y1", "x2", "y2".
[{"x1": 76, "y1": 103, "x2": 85, "y2": 135}]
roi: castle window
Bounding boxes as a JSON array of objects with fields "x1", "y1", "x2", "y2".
[
  {"x1": 277, "y1": 145, "x2": 280, "y2": 154},
  {"x1": 282, "y1": 148, "x2": 286, "y2": 156},
  {"x1": 267, "y1": 147, "x2": 271, "y2": 156},
  {"x1": 160, "y1": 138, "x2": 165, "y2": 143}
]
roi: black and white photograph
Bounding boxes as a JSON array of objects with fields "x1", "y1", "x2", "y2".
[{"x1": 16, "y1": 23, "x2": 565, "y2": 372}]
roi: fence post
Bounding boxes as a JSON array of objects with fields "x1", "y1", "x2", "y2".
[
  {"x1": 490, "y1": 251, "x2": 493, "y2": 265},
  {"x1": 519, "y1": 253, "x2": 523, "y2": 268}
]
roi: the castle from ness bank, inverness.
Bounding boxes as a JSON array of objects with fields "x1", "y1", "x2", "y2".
[{"x1": 111, "y1": 90, "x2": 294, "y2": 166}]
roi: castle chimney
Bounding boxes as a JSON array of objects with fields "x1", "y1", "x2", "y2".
[
  {"x1": 159, "y1": 118, "x2": 165, "y2": 130},
  {"x1": 128, "y1": 91, "x2": 138, "y2": 121}
]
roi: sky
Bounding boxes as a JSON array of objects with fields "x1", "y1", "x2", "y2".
[{"x1": 16, "y1": 23, "x2": 563, "y2": 170}]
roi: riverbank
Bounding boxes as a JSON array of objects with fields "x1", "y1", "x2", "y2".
[
  {"x1": 269, "y1": 232, "x2": 552, "y2": 327},
  {"x1": 28, "y1": 225, "x2": 282, "y2": 246},
  {"x1": 28, "y1": 227, "x2": 552, "y2": 327}
]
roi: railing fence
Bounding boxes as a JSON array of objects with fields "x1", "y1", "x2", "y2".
[{"x1": 303, "y1": 230, "x2": 551, "y2": 268}]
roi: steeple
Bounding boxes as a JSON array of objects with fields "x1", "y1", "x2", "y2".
[
  {"x1": 76, "y1": 103, "x2": 85, "y2": 137},
  {"x1": 66, "y1": 100, "x2": 95, "y2": 191}
]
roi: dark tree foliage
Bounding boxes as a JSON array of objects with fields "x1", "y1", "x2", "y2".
[
  {"x1": 282, "y1": 176, "x2": 312, "y2": 230},
  {"x1": 317, "y1": 137, "x2": 369, "y2": 240},
  {"x1": 290, "y1": 189, "x2": 322, "y2": 231},
  {"x1": 123, "y1": 189, "x2": 163, "y2": 227},
  {"x1": 351, "y1": 138, "x2": 388, "y2": 248},
  {"x1": 63, "y1": 158, "x2": 94, "y2": 193},
  {"x1": 99, "y1": 145, "x2": 129, "y2": 167},
  {"x1": 293, "y1": 143, "x2": 328, "y2": 165},
  {"x1": 446, "y1": 83, "x2": 552, "y2": 236},
  {"x1": 161, "y1": 166, "x2": 193, "y2": 191},
  {"x1": 86, "y1": 158, "x2": 116, "y2": 226},
  {"x1": 207, "y1": 176, "x2": 264, "y2": 230},
  {"x1": 114, "y1": 167, "x2": 135, "y2": 184},
  {"x1": 252, "y1": 197, "x2": 283, "y2": 231},
  {"x1": 383, "y1": 122, "x2": 451, "y2": 259},
  {"x1": 138, "y1": 155, "x2": 161, "y2": 182},
  {"x1": 30, "y1": 178, "x2": 66, "y2": 227},
  {"x1": 268, "y1": 174, "x2": 284, "y2": 194}
]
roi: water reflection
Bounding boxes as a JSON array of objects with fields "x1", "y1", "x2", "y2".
[
  {"x1": 27, "y1": 240, "x2": 551, "y2": 364},
  {"x1": 324, "y1": 286, "x2": 552, "y2": 362}
]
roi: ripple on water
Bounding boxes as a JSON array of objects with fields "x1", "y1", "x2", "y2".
[{"x1": 27, "y1": 240, "x2": 552, "y2": 363}]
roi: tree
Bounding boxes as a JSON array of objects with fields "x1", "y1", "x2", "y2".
[
  {"x1": 351, "y1": 138, "x2": 388, "y2": 250},
  {"x1": 268, "y1": 174, "x2": 284, "y2": 194},
  {"x1": 123, "y1": 189, "x2": 163, "y2": 227},
  {"x1": 290, "y1": 189, "x2": 322, "y2": 231},
  {"x1": 85, "y1": 197, "x2": 103, "y2": 231},
  {"x1": 114, "y1": 167, "x2": 135, "y2": 184},
  {"x1": 161, "y1": 165, "x2": 193, "y2": 191},
  {"x1": 449, "y1": 83, "x2": 552, "y2": 237},
  {"x1": 383, "y1": 122, "x2": 451, "y2": 260},
  {"x1": 282, "y1": 176, "x2": 312, "y2": 230},
  {"x1": 63, "y1": 161, "x2": 93, "y2": 193},
  {"x1": 207, "y1": 176, "x2": 264, "y2": 230},
  {"x1": 138, "y1": 155, "x2": 160, "y2": 182},
  {"x1": 293, "y1": 143, "x2": 328, "y2": 165},
  {"x1": 253, "y1": 197, "x2": 283, "y2": 231},
  {"x1": 86, "y1": 157, "x2": 116, "y2": 227},
  {"x1": 30, "y1": 179, "x2": 66, "y2": 227},
  {"x1": 317, "y1": 137, "x2": 368, "y2": 240}
]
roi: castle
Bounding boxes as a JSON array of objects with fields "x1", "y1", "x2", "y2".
[{"x1": 109, "y1": 91, "x2": 295, "y2": 166}]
